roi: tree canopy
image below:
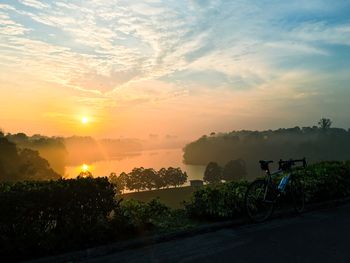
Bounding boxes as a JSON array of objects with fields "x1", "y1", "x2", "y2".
[
  {"x1": 109, "y1": 167, "x2": 188, "y2": 192},
  {"x1": 203, "y1": 162, "x2": 222, "y2": 184},
  {"x1": 222, "y1": 159, "x2": 247, "y2": 182},
  {"x1": 0, "y1": 137, "x2": 60, "y2": 182},
  {"x1": 318, "y1": 118, "x2": 332, "y2": 129},
  {"x1": 184, "y1": 119, "x2": 350, "y2": 180}
]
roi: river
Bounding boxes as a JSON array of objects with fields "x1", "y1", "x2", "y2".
[{"x1": 64, "y1": 148, "x2": 206, "y2": 183}]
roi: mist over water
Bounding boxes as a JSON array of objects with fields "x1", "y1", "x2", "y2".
[{"x1": 65, "y1": 148, "x2": 206, "y2": 183}]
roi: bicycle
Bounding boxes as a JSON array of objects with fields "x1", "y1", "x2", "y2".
[{"x1": 245, "y1": 158, "x2": 306, "y2": 222}]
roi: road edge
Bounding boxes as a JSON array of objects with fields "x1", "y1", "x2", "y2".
[{"x1": 26, "y1": 196, "x2": 350, "y2": 263}]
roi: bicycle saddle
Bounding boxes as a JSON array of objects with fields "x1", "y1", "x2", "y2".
[{"x1": 259, "y1": 160, "x2": 273, "y2": 171}]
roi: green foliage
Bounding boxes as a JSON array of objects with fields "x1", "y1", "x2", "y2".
[
  {"x1": 109, "y1": 167, "x2": 188, "y2": 192},
  {"x1": 202, "y1": 159, "x2": 248, "y2": 184},
  {"x1": 142, "y1": 168, "x2": 161, "y2": 190},
  {"x1": 3, "y1": 160, "x2": 350, "y2": 261},
  {"x1": 119, "y1": 198, "x2": 170, "y2": 231},
  {"x1": 0, "y1": 137, "x2": 60, "y2": 182},
  {"x1": 118, "y1": 198, "x2": 194, "y2": 232},
  {"x1": 109, "y1": 172, "x2": 125, "y2": 193},
  {"x1": 222, "y1": 159, "x2": 247, "y2": 182},
  {"x1": 0, "y1": 177, "x2": 122, "y2": 260},
  {"x1": 183, "y1": 124, "x2": 350, "y2": 179},
  {"x1": 203, "y1": 162, "x2": 222, "y2": 184},
  {"x1": 185, "y1": 181, "x2": 249, "y2": 219},
  {"x1": 161, "y1": 167, "x2": 188, "y2": 188},
  {"x1": 187, "y1": 161, "x2": 350, "y2": 219},
  {"x1": 296, "y1": 161, "x2": 350, "y2": 202}
]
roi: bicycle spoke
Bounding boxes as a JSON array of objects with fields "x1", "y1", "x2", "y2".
[{"x1": 245, "y1": 179, "x2": 274, "y2": 222}]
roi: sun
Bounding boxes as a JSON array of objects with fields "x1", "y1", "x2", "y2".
[
  {"x1": 81, "y1": 164, "x2": 89, "y2": 172},
  {"x1": 81, "y1": 116, "x2": 89, "y2": 124}
]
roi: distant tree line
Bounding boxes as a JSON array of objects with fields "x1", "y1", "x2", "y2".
[
  {"x1": 4, "y1": 131, "x2": 67, "y2": 175},
  {"x1": 183, "y1": 118, "x2": 350, "y2": 179},
  {"x1": 109, "y1": 167, "x2": 188, "y2": 192},
  {"x1": 203, "y1": 159, "x2": 247, "y2": 184},
  {"x1": 0, "y1": 133, "x2": 60, "y2": 182},
  {"x1": 2, "y1": 131, "x2": 144, "y2": 176}
]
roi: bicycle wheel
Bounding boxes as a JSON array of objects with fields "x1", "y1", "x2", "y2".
[
  {"x1": 291, "y1": 179, "x2": 305, "y2": 213},
  {"x1": 245, "y1": 179, "x2": 275, "y2": 222}
]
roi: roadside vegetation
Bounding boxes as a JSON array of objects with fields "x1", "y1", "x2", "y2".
[
  {"x1": 1, "y1": 160, "x2": 350, "y2": 261},
  {"x1": 122, "y1": 186, "x2": 197, "y2": 208}
]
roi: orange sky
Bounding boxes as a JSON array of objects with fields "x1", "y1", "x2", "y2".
[{"x1": 1, "y1": 1, "x2": 350, "y2": 140}]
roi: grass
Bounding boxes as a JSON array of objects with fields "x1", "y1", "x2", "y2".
[{"x1": 122, "y1": 186, "x2": 198, "y2": 208}]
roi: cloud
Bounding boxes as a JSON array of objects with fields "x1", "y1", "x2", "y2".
[
  {"x1": 1, "y1": 0, "x2": 350, "y2": 135},
  {"x1": 0, "y1": 11, "x2": 30, "y2": 35},
  {"x1": 291, "y1": 22, "x2": 350, "y2": 46},
  {"x1": 19, "y1": 0, "x2": 49, "y2": 10},
  {"x1": 69, "y1": 69, "x2": 141, "y2": 93}
]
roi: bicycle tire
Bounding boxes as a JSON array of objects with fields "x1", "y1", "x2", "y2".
[{"x1": 245, "y1": 179, "x2": 275, "y2": 222}]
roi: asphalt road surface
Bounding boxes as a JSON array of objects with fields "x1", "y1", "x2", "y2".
[{"x1": 82, "y1": 203, "x2": 350, "y2": 263}]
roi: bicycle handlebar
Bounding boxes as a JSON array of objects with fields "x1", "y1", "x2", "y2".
[
  {"x1": 278, "y1": 158, "x2": 307, "y2": 170},
  {"x1": 259, "y1": 158, "x2": 307, "y2": 173}
]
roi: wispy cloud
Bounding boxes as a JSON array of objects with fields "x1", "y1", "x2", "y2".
[
  {"x1": 1, "y1": 0, "x2": 350, "y2": 136},
  {"x1": 19, "y1": 0, "x2": 49, "y2": 10}
]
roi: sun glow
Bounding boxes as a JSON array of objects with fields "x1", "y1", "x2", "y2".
[
  {"x1": 81, "y1": 117, "x2": 88, "y2": 124},
  {"x1": 81, "y1": 164, "x2": 89, "y2": 172}
]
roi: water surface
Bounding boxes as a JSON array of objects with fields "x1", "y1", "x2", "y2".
[{"x1": 65, "y1": 148, "x2": 205, "y2": 183}]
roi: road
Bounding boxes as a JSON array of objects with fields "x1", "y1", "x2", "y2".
[{"x1": 82, "y1": 203, "x2": 350, "y2": 263}]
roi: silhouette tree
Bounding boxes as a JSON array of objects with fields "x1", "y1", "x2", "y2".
[
  {"x1": 0, "y1": 137, "x2": 20, "y2": 181},
  {"x1": 109, "y1": 172, "x2": 121, "y2": 193},
  {"x1": 222, "y1": 159, "x2": 247, "y2": 182},
  {"x1": 119, "y1": 172, "x2": 129, "y2": 192},
  {"x1": 77, "y1": 170, "x2": 93, "y2": 178},
  {"x1": 142, "y1": 168, "x2": 160, "y2": 190},
  {"x1": 162, "y1": 167, "x2": 187, "y2": 188},
  {"x1": 0, "y1": 137, "x2": 60, "y2": 182},
  {"x1": 318, "y1": 118, "x2": 332, "y2": 129},
  {"x1": 19, "y1": 148, "x2": 60, "y2": 181},
  {"x1": 11, "y1": 132, "x2": 28, "y2": 142},
  {"x1": 148, "y1": 169, "x2": 165, "y2": 189},
  {"x1": 203, "y1": 162, "x2": 222, "y2": 184},
  {"x1": 127, "y1": 167, "x2": 145, "y2": 192},
  {"x1": 158, "y1": 168, "x2": 169, "y2": 188}
]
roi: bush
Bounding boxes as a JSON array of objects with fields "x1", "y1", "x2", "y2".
[
  {"x1": 2, "y1": 161, "x2": 350, "y2": 260},
  {"x1": 297, "y1": 161, "x2": 350, "y2": 202},
  {"x1": 120, "y1": 198, "x2": 170, "y2": 231},
  {"x1": 185, "y1": 181, "x2": 249, "y2": 219},
  {"x1": 0, "y1": 177, "x2": 122, "y2": 260},
  {"x1": 186, "y1": 161, "x2": 350, "y2": 220},
  {"x1": 118, "y1": 198, "x2": 194, "y2": 233}
]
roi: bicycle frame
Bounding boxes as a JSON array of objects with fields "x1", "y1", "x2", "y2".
[
  {"x1": 245, "y1": 158, "x2": 306, "y2": 222},
  {"x1": 263, "y1": 170, "x2": 291, "y2": 200}
]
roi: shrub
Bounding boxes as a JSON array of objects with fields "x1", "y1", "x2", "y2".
[
  {"x1": 185, "y1": 181, "x2": 249, "y2": 219},
  {"x1": 297, "y1": 161, "x2": 350, "y2": 202},
  {"x1": 119, "y1": 198, "x2": 170, "y2": 231},
  {"x1": 119, "y1": 198, "x2": 195, "y2": 233},
  {"x1": 0, "y1": 177, "x2": 121, "y2": 260},
  {"x1": 187, "y1": 161, "x2": 350, "y2": 220}
]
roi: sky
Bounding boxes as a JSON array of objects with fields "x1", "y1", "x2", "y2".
[{"x1": 0, "y1": 0, "x2": 350, "y2": 140}]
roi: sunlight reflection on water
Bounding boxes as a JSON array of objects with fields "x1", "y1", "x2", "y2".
[{"x1": 65, "y1": 148, "x2": 205, "y2": 183}]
